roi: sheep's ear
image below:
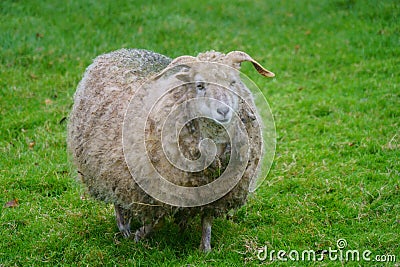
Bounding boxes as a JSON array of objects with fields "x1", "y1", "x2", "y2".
[
  {"x1": 154, "y1": 64, "x2": 191, "y2": 81},
  {"x1": 175, "y1": 73, "x2": 190, "y2": 82},
  {"x1": 173, "y1": 65, "x2": 191, "y2": 82},
  {"x1": 226, "y1": 51, "x2": 275, "y2": 77},
  {"x1": 168, "y1": 56, "x2": 196, "y2": 82}
]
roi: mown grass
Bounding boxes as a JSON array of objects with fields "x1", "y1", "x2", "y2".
[{"x1": 0, "y1": 0, "x2": 399, "y2": 266}]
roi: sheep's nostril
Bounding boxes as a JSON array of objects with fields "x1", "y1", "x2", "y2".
[{"x1": 217, "y1": 107, "x2": 230, "y2": 117}]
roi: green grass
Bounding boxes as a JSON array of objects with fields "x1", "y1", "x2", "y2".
[{"x1": 1, "y1": 0, "x2": 399, "y2": 266}]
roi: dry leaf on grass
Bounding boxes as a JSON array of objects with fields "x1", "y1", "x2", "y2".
[
  {"x1": 4, "y1": 198, "x2": 19, "y2": 208},
  {"x1": 29, "y1": 141, "x2": 35, "y2": 149}
]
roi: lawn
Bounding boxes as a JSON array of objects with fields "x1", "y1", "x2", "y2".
[{"x1": 0, "y1": 0, "x2": 399, "y2": 266}]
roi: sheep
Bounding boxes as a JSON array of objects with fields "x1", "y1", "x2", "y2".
[{"x1": 67, "y1": 48, "x2": 274, "y2": 252}]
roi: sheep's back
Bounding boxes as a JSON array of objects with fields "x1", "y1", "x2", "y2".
[{"x1": 67, "y1": 49, "x2": 171, "y2": 212}]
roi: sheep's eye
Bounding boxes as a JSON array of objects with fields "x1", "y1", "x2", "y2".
[
  {"x1": 230, "y1": 80, "x2": 236, "y2": 86},
  {"x1": 196, "y1": 82, "x2": 205, "y2": 91}
]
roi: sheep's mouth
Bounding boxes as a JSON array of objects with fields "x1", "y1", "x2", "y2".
[{"x1": 216, "y1": 118, "x2": 230, "y2": 124}]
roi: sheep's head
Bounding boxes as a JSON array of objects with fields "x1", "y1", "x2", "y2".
[
  {"x1": 169, "y1": 51, "x2": 274, "y2": 125},
  {"x1": 174, "y1": 64, "x2": 239, "y2": 124}
]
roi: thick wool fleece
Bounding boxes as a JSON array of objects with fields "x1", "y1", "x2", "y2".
[{"x1": 67, "y1": 49, "x2": 262, "y2": 225}]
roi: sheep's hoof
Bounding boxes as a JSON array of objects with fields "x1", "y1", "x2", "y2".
[
  {"x1": 114, "y1": 204, "x2": 132, "y2": 238},
  {"x1": 199, "y1": 242, "x2": 212, "y2": 253},
  {"x1": 121, "y1": 228, "x2": 132, "y2": 238}
]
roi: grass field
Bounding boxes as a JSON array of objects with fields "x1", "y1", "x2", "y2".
[{"x1": 0, "y1": 0, "x2": 399, "y2": 266}]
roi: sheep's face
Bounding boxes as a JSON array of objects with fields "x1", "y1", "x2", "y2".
[
  {"x1": 192, "y1": 73, "x2": 240, "y2": 124},
  {"x1": 176, "y1": 65, "x2": 240, "y2": 125}
]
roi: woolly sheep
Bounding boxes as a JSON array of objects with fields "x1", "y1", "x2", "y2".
[{"x1": 67, "y1": 48, "x2": 274, "y2": 252}]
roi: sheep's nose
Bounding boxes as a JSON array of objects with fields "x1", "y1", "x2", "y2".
[{"x1": 217, "y1": 106, "x2": 230, "y2": 117}]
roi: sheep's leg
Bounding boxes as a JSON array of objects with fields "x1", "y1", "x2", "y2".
[
  {"x1": 199, "y1": 215, "x2": 213, "y2": 252},
  {"x1": 134, "y1": 224, "x2": 153, "y2": 242},
  {"x1": 114, "y1": 204, "x2": 132, "y2": 238}
]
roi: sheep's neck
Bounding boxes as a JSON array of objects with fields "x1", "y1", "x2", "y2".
[{"x1": 197, "y1": 119, "x2": 230, "y2": 156}]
